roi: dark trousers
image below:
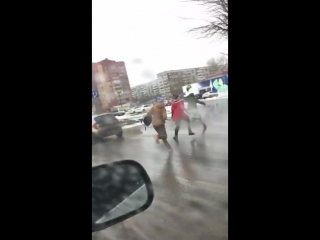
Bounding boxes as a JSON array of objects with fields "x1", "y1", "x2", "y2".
[
  {"x1": 154, "y1": 125, "x2": 172, "y2": 149},
  {"x1": 174, "y1": 118, "x2": 192, "y2": 136},
  {"x1": 153, "y1": 125, "x2": 167, "y2": 140}
]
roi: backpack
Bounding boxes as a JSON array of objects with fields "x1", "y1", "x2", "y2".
[{"x1": 141, "y1": 114, "x2": 152, "y2": 131}]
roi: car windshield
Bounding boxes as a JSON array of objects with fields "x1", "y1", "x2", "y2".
[
  {"x1": 94, "y1": 114, "x2": 116, "y2": 125},
  {"x1": 92, "y1": 0, "x2": 228, "y2": 239}
]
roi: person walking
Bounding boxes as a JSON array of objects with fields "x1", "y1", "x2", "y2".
[
  {"x1": 171, "y1": 94, "x2": 195, "y2": 142},
  {"x1": 146, "y1": 100, "x2": 173, "y2": 151},
  {"x1": 184, "y1": 93, "x2": 207, "y2": 133}
]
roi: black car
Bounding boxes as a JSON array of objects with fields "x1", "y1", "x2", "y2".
[{"x1": 92, "y1": 113, "x2": 123, "y2": 144}]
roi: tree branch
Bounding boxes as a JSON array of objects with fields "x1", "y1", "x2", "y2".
[{"x1": 182, "y1": 0, "x2": 228, "y2": 40}]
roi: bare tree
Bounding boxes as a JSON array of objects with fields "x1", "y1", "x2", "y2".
[
  {"x1": 184, "y1": 0, "x2": 228, "y2": 39},
  {"x1": 216, "y1": 55, "x2": 228, "y2": 65},
  {"x1": 207, "y1": 55, "x2": 228, "y2": 73},
  {"x1": 207, "y1": 58, "x2": 218, "y2": 67},
  {"x1": 207, "y1": 55, "x2": 227, "y2": 65},
  {"x1": 206, "y1": 58, "x2": 220, "y2": 73}
]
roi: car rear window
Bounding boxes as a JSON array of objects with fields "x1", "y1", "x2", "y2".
[{"x1": 94, "y1": 114, "x2": 116, "y2": 125}]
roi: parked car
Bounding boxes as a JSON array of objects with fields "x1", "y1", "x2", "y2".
[
  {"x1": 195, "y1": 93, "x2": 202, "y2": 99},
  {"x1": 92, "y1": 113, "x2": 123, "y2": 144},
  {"x1": 202, "y1": 91, "x2": 218, "y2": 99},
  {"x1": 111, "y1": 109, "x2": 126, "y2": 116},
  {"x1": 134, "y1": 104, "x2": 152, "y2": 113},
  {"x1": 127, "y1": 107, "x2": 141, "y2": 114},
  {"x1": 115, "y1": 112, "x2": 142, "y2": 123}
]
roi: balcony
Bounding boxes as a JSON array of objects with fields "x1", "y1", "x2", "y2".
[{"x1": 114, "y1": 85, "x2": 123, "y2": 89}]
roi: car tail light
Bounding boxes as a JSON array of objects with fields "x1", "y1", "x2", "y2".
[{"x1": 93, "y1": 123, "x2": 98, "y2": 129}]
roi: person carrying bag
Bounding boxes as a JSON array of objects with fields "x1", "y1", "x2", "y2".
[{"x1": 145, "y1": 100, "x2": 172, "y2": 151}]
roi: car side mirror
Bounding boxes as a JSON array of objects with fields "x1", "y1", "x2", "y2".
[{"x1": 92, "y1": 160, "x2": 154, "y2": 232}]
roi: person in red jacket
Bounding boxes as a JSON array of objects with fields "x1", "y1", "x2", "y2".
[{"x1": 171, "y1": 94, "x2": 195, "y2": 141}]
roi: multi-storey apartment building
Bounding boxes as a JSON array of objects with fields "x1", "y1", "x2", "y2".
[
  {"x1": 156, "y1": 65, "x2": 227, "y2": 97},
  {"x1": 129, "y1": 65, "x2": 228, "y2": 102},
  {"x1": 131, "y1": 80, "x2": 159, "y2": 100},
  {"x1": 92, "y1": 58, "x2": 133, "y2": 110}
]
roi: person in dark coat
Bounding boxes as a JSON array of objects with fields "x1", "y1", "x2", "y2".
[{"x1": 184, "y1": 93, "x2": 207, "y2": 133}]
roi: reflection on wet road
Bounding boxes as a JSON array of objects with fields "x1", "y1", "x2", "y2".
[{"x1": 92, "y1": 100, "x2": 228, "y2": 240}]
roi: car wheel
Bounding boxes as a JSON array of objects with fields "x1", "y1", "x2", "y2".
[
  {"x1": 92, "y1": 135, "x2": 98, "y2": 144},
  {"x1": 116, "y1": 129, "x2": 123, "y2": 138},
  {"x1": 142, "y1": 109, "x2": 146, "y2": 112}
]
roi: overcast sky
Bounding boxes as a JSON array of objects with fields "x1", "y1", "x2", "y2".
[{"x1": 92, "y1": 0, "x2": 228, "y2": 87}]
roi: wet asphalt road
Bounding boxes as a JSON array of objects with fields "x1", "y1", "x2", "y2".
[{"x1": 92, "y1": 99, "x2": 228, "y2": 240}]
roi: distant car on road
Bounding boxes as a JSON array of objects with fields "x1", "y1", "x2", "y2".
[
  {"x1": 202, "y1": 91, "x2": 218, "y2": 99},
  {"x1": 133, "y1": 104, "x2": 152, "y2": 114},
  {"x1": 111, "y1": 109, "x2": 126, "y2": 116},
  {"x1": 92, "y1": 113, "x2": 123, "y2": 144},
  {"x1": 127, "y1": 107, "x2": 140, "y2": 114},
  {"x1": 115, "y1": 112, "x2": 142, "y2": 123}
]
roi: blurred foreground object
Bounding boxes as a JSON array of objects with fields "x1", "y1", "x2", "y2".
[{"x1": 92, "y1": 160, "x2": 154, "y2": 232}]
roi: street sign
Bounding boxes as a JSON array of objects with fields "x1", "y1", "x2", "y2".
[{"x1": 92, "y1": 91, "x2": 99, "y2": 98}]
